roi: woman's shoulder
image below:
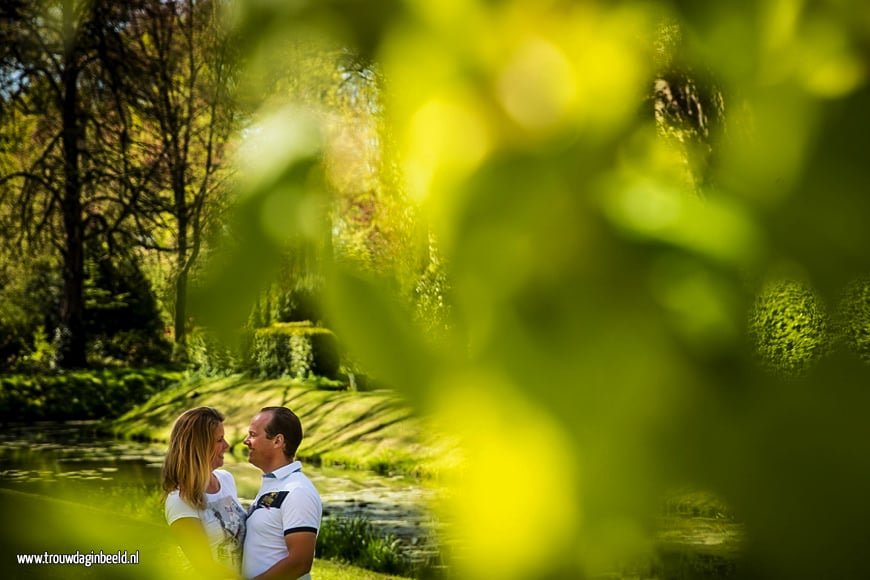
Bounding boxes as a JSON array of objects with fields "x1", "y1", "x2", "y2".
[
  {"x1": 212, "y1": 469, "x2": 239, "y2": 494},
  {"x1": 213, "y1": 469, "x2": 235, "y2": 483},
  {"x1": 165, "y1": 490, "x2": 200, "y2": 523}
]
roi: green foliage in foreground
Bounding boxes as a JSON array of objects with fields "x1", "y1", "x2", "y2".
[
  {"x1": 211, "y1": 1, "x2": 870, "y2": 577},
  {"x1": 0, "y1": 368, "x2": 183, "y2": 421}
]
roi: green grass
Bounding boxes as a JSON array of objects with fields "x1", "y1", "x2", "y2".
[{"x1": 313, "y1": 558, "x2": 411, "y2": 580}]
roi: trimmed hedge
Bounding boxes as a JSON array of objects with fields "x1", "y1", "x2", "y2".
[
  {"x1": 0, "y1": 368, "x2": 183, "y2": 422},
  {"x1": 252, "y1": 322, "x2": 340, "y2": 379}
]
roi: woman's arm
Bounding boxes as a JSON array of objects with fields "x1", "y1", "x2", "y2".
[{"x1": 170, "y1": 517, "x2": 240, "y2": 579}]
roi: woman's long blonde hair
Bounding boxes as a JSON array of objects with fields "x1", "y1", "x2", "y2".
[{"x1": 162, "y1": 407, "x2": 225, "y2": 510}]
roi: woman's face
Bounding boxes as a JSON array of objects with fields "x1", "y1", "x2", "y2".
[{"x1": 210, "y1": 422, "x2": 230, "y2": 470}]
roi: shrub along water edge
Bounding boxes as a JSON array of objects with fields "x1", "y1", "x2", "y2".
[
  {"x1": 317, "y1": 516, "x2": 439, "y2": 578},
  {"x1": 0, "y1": 368, "x2": 183, "y2": 422}
]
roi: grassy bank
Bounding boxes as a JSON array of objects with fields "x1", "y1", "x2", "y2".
[
  {"x1": 314, "y1": 559, "x2": 410, "y2": 580},
  {"x1": 109, "y1": 374, "x2": 458, "y2": 478}
]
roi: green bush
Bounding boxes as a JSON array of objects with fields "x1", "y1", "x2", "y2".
[
  {"x1": 83, "y1": 246, "x2": 171, "y2": 367},
  {"x1": 316, "y1": 516, "x2": 414, "y2": 577},
  {"x1": 252, "y1": 322, "x2": 340, "y2": 379},
  {"x1": 186, "y1": 327, "x2": 251, "y2": 376},
  {"x1": 0, "y1": 368, "x2": 182, "y2": 422},
  {"x1": 88, "y1": 329, "x2": 173, "y2": 367},
  {"x1": 15, "y1": 325, "x2": 57, "y2": 372},
  {"x1": 0, "y1": 257, "x2": 62, "y2": 368}
]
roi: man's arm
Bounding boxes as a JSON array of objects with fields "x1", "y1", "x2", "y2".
[{"x1": 254, "y1": 531, "x2": 317, "y2": 579}]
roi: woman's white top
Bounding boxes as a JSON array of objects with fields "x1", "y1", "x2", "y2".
[{"x1": 165, "y1": 469, "x2": 247, "y2": 569}]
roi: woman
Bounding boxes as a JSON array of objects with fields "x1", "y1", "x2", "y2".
[{"x1": 162, "y1": 407, "x2": 246, "y2": 578}]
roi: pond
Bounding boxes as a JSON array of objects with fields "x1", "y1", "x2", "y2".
[
  {"x1": 0, "y1": 421, "x2": 442, "y2": 565},
  {"x1": 0, "y1": 422, "x2": 743, "y2": 578}
]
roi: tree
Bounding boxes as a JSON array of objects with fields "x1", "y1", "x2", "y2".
[
  {"x1": 1, "y1": 0, "x2": 236, "y2": 363},
  {"x1": 0, "y1": 0, "x2": 150, "y2": 367},
  {"x1": 127, "y1": 0, "x2": 238, "y2": 353},
  {"x1": 276, "y1": 46, "x2": 427, "y2": 313}
]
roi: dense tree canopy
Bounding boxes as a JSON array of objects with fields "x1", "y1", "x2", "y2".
[
  {"x1": 0, "y1": 0, "x2": 150, "y2": 367},
  {"x1": 0, "y1": 0, "x2": 238, "y2": 366}
]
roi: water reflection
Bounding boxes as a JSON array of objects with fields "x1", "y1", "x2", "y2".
[{"x1": 0, "y1": 421, "x2": 440, "y2": 559}]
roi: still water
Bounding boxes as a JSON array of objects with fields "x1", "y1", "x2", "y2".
[
  {"x1": 0, "y1": 423, "x2": 743, "y2": 578},
  {"x1": 0, "y1": 421, "x2": 440, "y2": 554}
]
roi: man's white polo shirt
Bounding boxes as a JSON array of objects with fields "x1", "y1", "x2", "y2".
[{"x1": 243, "y1": 461, "x2": 322, "y2": 579}]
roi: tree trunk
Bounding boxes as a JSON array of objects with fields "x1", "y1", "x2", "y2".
[
  {"x1": 174, "y1": 166, "x2": 188, "y2": 350},
  {"x1": 174, "y1": 261, "x2": 188, "y2": 348},
  {"x1": 57, "y1": 0, "x2": 87, "y2": 369}
]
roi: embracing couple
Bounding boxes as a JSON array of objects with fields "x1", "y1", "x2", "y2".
[{"x1": 161, "y1": 406, "x2": 322, "y2": 579}]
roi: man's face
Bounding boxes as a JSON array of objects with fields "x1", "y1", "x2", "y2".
[{"x1": 244, "y1": 412, "x2": 277, "y2": 470}]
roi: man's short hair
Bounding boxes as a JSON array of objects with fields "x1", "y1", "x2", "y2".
[{"x1": 260, "y1": 406, "x2": 303, "y2": 459}]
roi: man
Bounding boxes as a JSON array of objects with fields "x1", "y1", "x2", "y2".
[{"x1": 243, "y1": 407, "x2": 322, "y2": 579}]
